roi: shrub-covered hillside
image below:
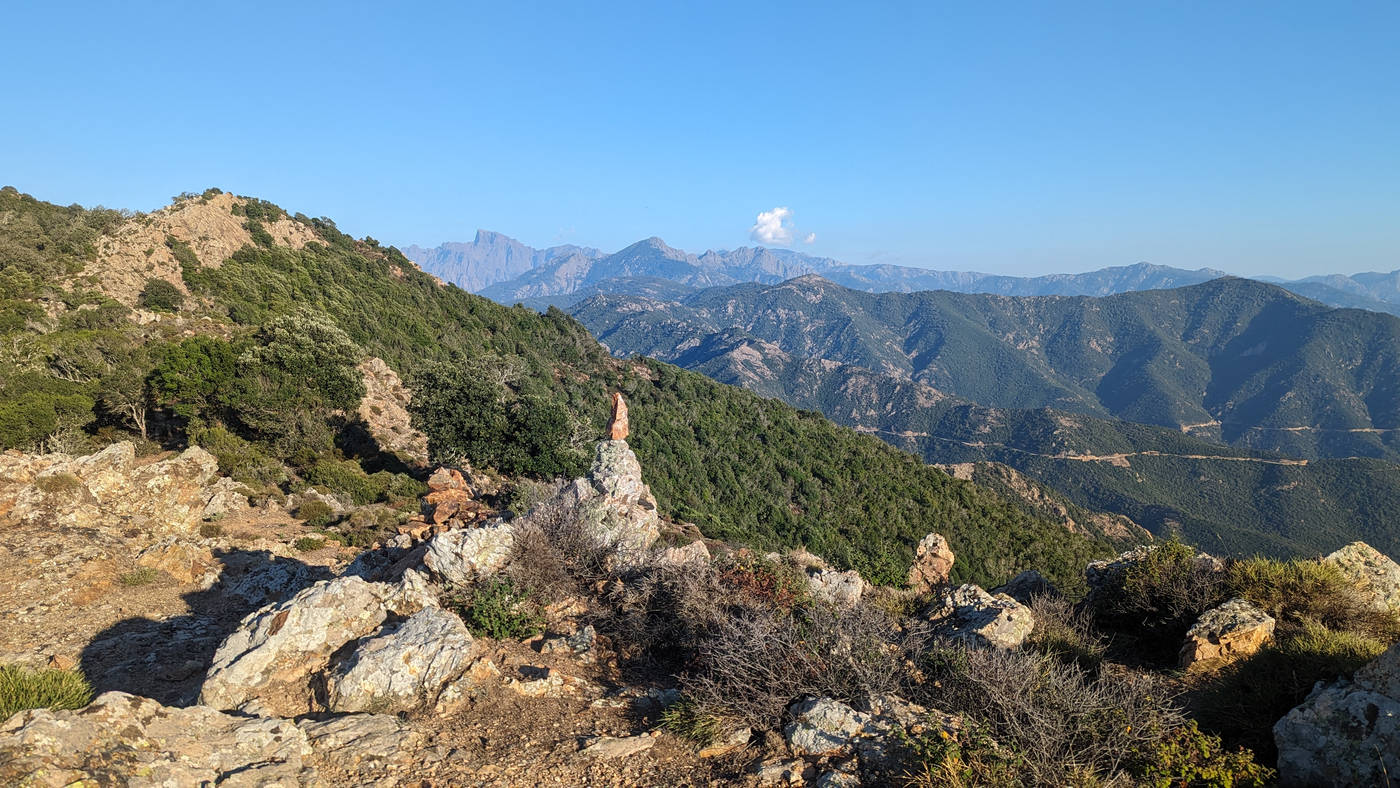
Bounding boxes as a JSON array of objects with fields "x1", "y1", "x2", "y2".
[{"x1": 0, "y1": 187, "x2": 1116, "y2": 588}]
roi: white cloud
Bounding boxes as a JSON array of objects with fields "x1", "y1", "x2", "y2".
[
  {"x1": 749, "y1": 206, "x2": 795, "y2": 245},
  {"x1": 803, "y1": 232, "x2": 816, "y2": 244}
]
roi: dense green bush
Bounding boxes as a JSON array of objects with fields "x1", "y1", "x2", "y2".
[
  {"x1": 1092, "y1": 540, "x2": 1227, "y2": 646},
  {"x1": 449, "y1": 579, "x2": 544, "y2": 640},
  {"x1": 0, "y1": 665, "x2": 94, "y2": 720},
  {"x1": 139, "y1": 278, "x2": 184, "y2": 312}
]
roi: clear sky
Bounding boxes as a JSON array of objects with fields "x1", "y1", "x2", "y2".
[{"x1": 3, "y1": 1, "x2": 1396, "y2": 277}]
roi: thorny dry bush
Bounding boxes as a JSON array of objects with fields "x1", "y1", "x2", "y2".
[{"x1": 911, "y1": 642, "x2": 1187, "y2": 786}]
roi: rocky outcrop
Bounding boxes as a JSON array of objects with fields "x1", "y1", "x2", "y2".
[
  {"x1": 0, "y1": 442, "x2": 246, "y2": 534},
  {"x1": 1274, "y1": 641, "x2": 1400, "y2": 786},
  {"x1": 806, "y1": 568, "x2": 867, "y2": 608},
  {"x1": 608, "y1": 392, "x2": 630, "y2": 440},
  {"x1": 200, "y1": 572, "x2": 436, "y2": 714},
  {"x1": 0, "y1": 691, "x2": 420, "y2": 786},
  {"x1": 654, "y1": 539, "x2": 711, "y2": 568},
  {"x1": 785, "y1": 697, "x2": 873, "y2": 757},
  {"x1": 568, "y1": 439, "x2": 660, "y2": 556},
  {"x1": 1179, "y1": 598, "x2": 1275, "y2": 668},
  {"x1": 1324, "y1": 541, "x2": 1400, "y2": 615},
  {"x1": 357, "y1": 357, "x2": 430, "y2": 465},
  {"x1": 907, "y1": 532, "x2": 954, "y2": 594},
  {"x1": 922, "y1": 584, "x2": 1036, "y2": 649},
  {"x1": 784, "y1": 695, "x2": 959, "y2": 781},
  {"x1": 423, "y1": 522, "x2": 515, "y2": 588},
  {"x1": 328, "y1": 607, "x2": 477, "y2": 713}
]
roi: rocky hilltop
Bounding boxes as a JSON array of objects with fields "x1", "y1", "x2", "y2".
[{"x1": 3, "y1": 414, "x2": 1398, "y2": 785}]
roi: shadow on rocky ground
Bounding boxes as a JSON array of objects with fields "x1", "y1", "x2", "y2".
[{"x1": 79, "y1": 549, "x2": 333, "y2": 706}]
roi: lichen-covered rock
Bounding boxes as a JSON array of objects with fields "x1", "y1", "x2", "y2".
[
  {"x1": 1274, "y1": 641, "x2": 1400, "y2": 786},
  {"x1": 423, "y1": 522, "x2": 515, "y2": 588},
  {"x1": 200, "y1": 573, "x2": 434, "y2": 714},
  {"x1": 1324, "y1": 541, "x2": 1400, "y2": 615},
  {"x1": 992, "y1": 569, "x2": 1056, "y2": 605},
  {"x1": 654, "y1": 539, "x2": 711, "y2": 568},
  {"x1": 1180, "y1": 598, "x2": 1275, "y2": 668},
  {"x1": 328, "y1": 607, "x2": 476, "y2": 713},
  {"x1": 0, "y1": 443, "x2": 237, "y2": 536},
  {"x1": 924, "y1": 584, "x2": 1036, "y2": 649},
  {"x1": 0, "y1": 691, "x2": 314, "y2": 786},
  {"x1": 784, "y1": 697, "x2": 873, "y2": 757},
  {"x1": 807, "y1": 568, "x2": 867, "y2": 608},
  {"x1": 573, "y1": 439, "x2": 660, "y2": 555},
  {"x1": 908, "y1": 532, "x2": 954, "y2": 593},
  {"x1": 136, "y1": 539, "x2": 219, "y2": 588}
]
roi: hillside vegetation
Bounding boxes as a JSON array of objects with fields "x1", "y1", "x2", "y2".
[
  {"x1": 0, "y1": 186, "x2": 1115, "y2": 589},
  {"x1": 573, "y1": 280, "x2": 1400, "y2": 558}
]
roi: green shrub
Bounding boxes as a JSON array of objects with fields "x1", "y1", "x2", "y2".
[
  {"x1": 1126, "y1": 720, "x2": 1273, "y2": 788},
  {"x1": 1093, "y1": 540, "x2": 1227, "y2": 645},
  {"x1": 0, "y1": 665, "x2": 93, "y2": 720},
  {"x1": 449, "y1": 579, "x2": 544, "y2": 640},
  {"x1": 305, "y1": 457, "x2": 381, "y2": 505},
  {"x1": 193, "y1": 426, "x2": 285, "y2": 488},
  {"x1": 139, "y1": 278, "x2": 184, "y2": 312},
  {"x1": 163, "y1": 234, "x2": 199, "y2": 271},
  {"x1": 118, "y1": 567, "x2": 160, "y2": 586},
  {"x1": 295, "y1": 499, "x2": 337, "y2": 528},
  {"x1": 198, "y1": 522, "x2": 224, "y2": 538},
  {"x1": 294, "y1": 536, "x2": 325, "y2": 552},
  {"x1": 897, "y1": 720, "x2": 1023, "y2": 788}
]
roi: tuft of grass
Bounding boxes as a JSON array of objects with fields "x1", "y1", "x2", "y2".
[
  {"x1": 34, "y1": 473, "x2": 83, "y2": 496},
  {"x1": 118, "y1": 567, "x2": 161, "y2": 586},
  {"x1": 1227, "y1": 556, "x2": 1400, "y2": 641},
  {"x1": 0, "y1": 665, "x2": 94, "y2": 720},
  {"x1": 1026, "y1": 593, "x2": 1107, "y2": 672},
  {"x1": 658, "y1": 697, "x2": 729, "y2": 746},
  {"x1": 198, "y1": 522, "x2": 224, "y2": 538}
]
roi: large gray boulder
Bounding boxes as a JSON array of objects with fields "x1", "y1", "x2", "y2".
[
  {"x1": 784, "y1": 697, "x2": 873, "y2": 757},
  {"x1": 0, "y1": 691, "x2": 313, "y2": 786},
  {"x1": 1274, "y1": 641, "x2": 1400, "y2": 786},
  {"x1": 0, "y1": 691, "x2": 422, "y2": 786},
  {"x1": 806, "y1": 568, "x2": 867, "y2": 608},
  {"x1": 423, "y1": 521, "x2": 515, "y2": 588},
  {"x1": 571, "y1": 439, "x2": 661, "y2": 555},
  {"x1": 1324, "y1": 541, "x2": 1400, "y2": 615},
  {"x1": 200, "y1": 572, "x2": 435, "y2": 714},
  {"x1": 328, "y1": 607, "x2": 477, "y2": 713},
  {"x1": 924, "y1": 583, "x2": 1036, "y2": 649}
]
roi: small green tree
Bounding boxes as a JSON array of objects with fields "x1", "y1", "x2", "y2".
[{"x1": 139, "y1": 278, "x2": 184, "y2": 312}]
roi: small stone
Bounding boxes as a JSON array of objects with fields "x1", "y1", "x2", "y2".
[
  {"x1": 1180, "y1": 598, "x2": 1275, "y2": 668},
  {"x1": 579, "y1": 733, "x2": 654, "y2": 760}
]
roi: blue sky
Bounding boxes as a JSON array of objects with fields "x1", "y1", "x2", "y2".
[{"x1": 3, "y1": 1, "x2": 1396, "y2": 277}]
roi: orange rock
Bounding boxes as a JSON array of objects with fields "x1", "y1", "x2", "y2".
[{"x1": 608, "y1": 392, "x2": 629, "y2": 441}]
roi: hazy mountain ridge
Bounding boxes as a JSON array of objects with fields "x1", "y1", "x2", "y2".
[{"x1": 405, "y1": 230, "x2": 1400, "y2": 314}]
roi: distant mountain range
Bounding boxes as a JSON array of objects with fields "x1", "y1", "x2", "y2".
[{"x1": 402, "y1": 232, "x2": 1400, "y2": 315}]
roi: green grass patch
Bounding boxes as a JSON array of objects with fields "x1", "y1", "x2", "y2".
[{"x1": 0, "y1": 665, "x2": 93, "y2": 720}]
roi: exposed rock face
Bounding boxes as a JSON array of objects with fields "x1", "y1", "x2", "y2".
[
  {"x1": 0, "y1": 442, "x2": 245, "y2": 534},
  {"x1": 806, "y1": 568, "x2": 867, "y2": 607},
  {"x1": 1274, "y1": 641, "x2": 1400, "y2": 786},
  {"x1": 1179, "y1": 598, "x2": 1275, "y2": 668},
  {"x1": 357, "y1": 357, "x2": 430, "y2": 465},
  {"x1": 609, "y1": 392, "x2": 630, "y2": 440},
  {"x1": 569, "y1": 440, "x2": 660, "y2": 555},
  {"x1": 655, "y1": 540, "x2": 711, "y2": 568},
  {"x1": 423, "y1": 522, "x2": 515, "y2": 588},
  {"x1": 923, "y1": 584, "x2": 1036, "y2": 649},
  {"x1": 328, "y1": 607, "x2": 476, "y2": 713},
  {"x1": 785, "y1": 697, "x2": 873, "y2": 757},
  {"x1": 135, "y1": 539, "x2": 219, "y2": 588},
  {"x1": 0, "y1": 692, "x2": 313, "y2": 786},
  {"x1": 200, "y1": 572, "x2": 436, "y2": 714},
  {"x1": 992, "y1": 569, "x2": 1056, "y2": 604},
  {"x1": 0, "y1": 691, "x2": 421, "y2": 786},
  {"x1": 907, "y1": 532, "x2": 954, "y2": 593},
  {"x1": 1324, "y1": 541, "x2": 1400, "y2": 614}
]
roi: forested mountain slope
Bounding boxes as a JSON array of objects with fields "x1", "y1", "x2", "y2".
[
  {"x1": 0, "y1": 186, "x2": 1116, "y2": 588},
  {"x1": 571, "y1": 281, "x2": 1400, "y2": 559}
]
